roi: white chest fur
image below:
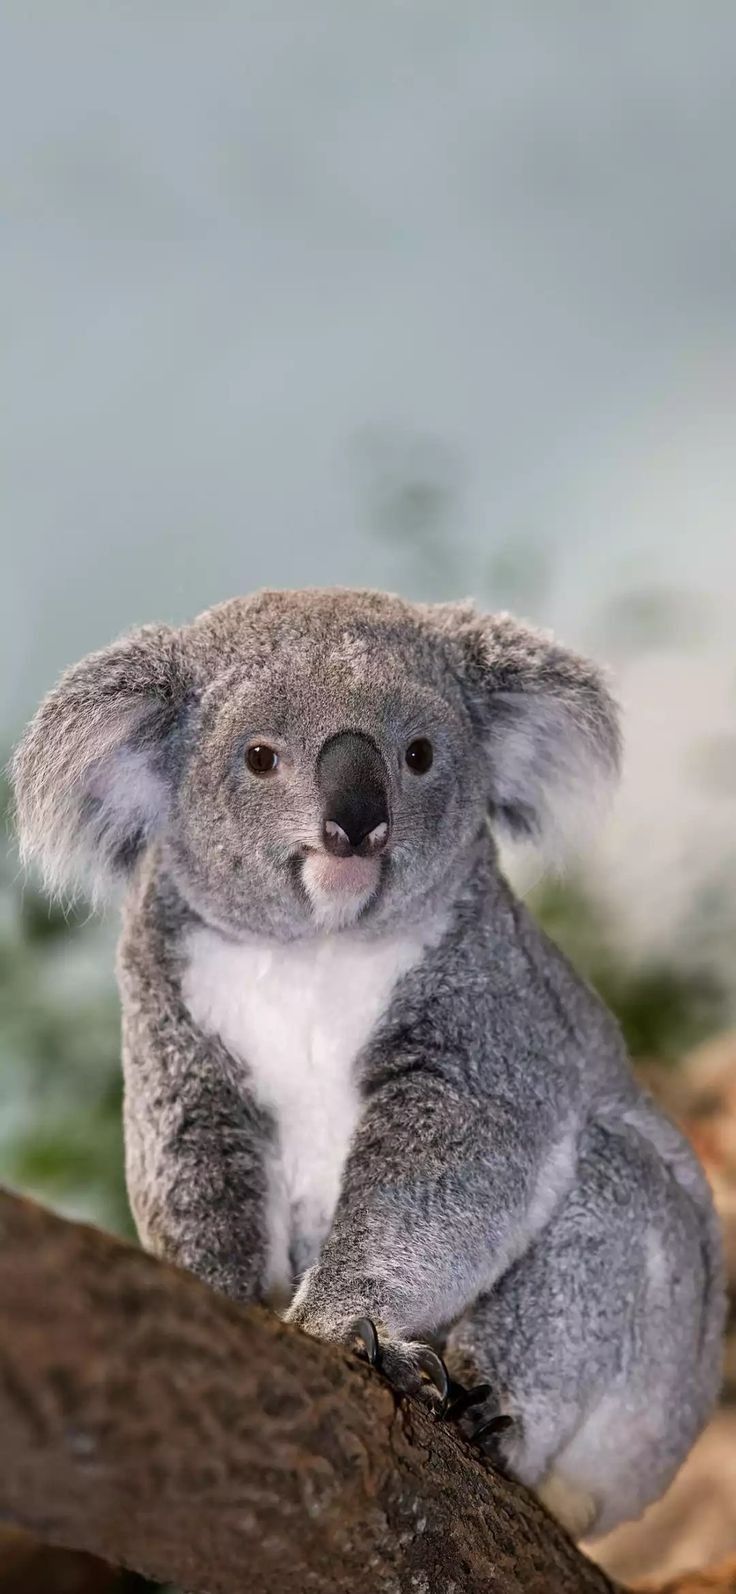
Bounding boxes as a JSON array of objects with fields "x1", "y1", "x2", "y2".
[{"x1": 181, "y1": 923, "x2": 432, "y2": 1298}]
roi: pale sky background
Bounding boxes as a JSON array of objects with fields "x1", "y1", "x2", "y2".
[{"x1": 3, "y1": 2, "x2": 736, "y2": 975}]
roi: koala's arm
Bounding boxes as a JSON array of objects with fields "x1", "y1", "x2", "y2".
[
  {"x1": 119, "y1": 887, "x2": 273, "y2": 1304},
  {"x1": 288, "y1": 1063, "x2": 570, "y2": 1343}
]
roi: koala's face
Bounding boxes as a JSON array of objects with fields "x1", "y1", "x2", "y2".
[
  {"x1": 12, "y1": 588, "x2": 620, "y2": 941},
  {"x1": 169, "y1": 599, "x2": 488, "y2": 936}
]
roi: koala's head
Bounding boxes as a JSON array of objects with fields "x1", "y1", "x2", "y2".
[{"x1": 11, "y1": 589, "x2": 620, "y2": 939}]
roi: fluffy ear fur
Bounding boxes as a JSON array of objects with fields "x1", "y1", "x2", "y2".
[
  {"x1": 432, "y1": 604, "x2": 621, "y2": 857},
  {"x1": 11, "y1": 625, "x2": 191, "y2": 902}
]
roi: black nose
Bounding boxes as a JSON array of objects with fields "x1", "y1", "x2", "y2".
[{"x1": 318, "y1": 732, "x2": 390, "y2": 857}]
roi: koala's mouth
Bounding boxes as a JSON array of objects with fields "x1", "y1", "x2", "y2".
[
  {"x1": 304, "y1": 851, "x2": 380, "y2": 896},
  {"x1": 297, "y1": 846, "x2": 384, "y2": 928}
]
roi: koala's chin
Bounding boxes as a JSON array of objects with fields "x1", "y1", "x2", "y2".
[{"x1": 301, "y1": 849, "x2": 381, "y2": 932}]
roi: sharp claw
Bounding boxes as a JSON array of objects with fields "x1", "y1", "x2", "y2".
[
  {"x1": 348, "y1": 1327, "x2": 471, "y2": 1420},
  {"x1": 417, "y1": 1347, "x2": 450, "y2": 1407},
  {"x1": 350, "y1": 1317, "x2": 381, "y2": 1368},
  {"x1": 444, "y1": 1380, "x2": 494, "y2": 1422},
  {"x1": 471, "y1": 1412, "x2": 513, "y2": 1448}
]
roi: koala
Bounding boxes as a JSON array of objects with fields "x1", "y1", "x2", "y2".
[{"x1": 12, "y1": 587, "x2": 724, "y2": 1540}]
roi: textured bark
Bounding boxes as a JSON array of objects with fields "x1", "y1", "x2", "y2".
[
  {"x1": 0, "y1": 1188, "x2": 625, "y2": 1594},
  {"x1": 0, "y1": 1527, "x2": 148, "y2": 1594}
]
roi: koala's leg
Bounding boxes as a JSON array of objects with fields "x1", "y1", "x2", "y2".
[
  {"x1": 444, "y1": 1121, "x2": 723, "y2": 1540},
  {"x1": 120, "y1": 890, "x2": 275, "y2": 1306},
  {"x1": 124, "y1": 1048, "x2": 274, "y2": 1305},
  {"x1": 284, "y1": 1074, "x2": 570, "y2": 1406}
]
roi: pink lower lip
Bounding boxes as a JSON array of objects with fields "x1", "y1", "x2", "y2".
[{"x1": 305, "y1": 853, "x2": 380, "y2": 896}]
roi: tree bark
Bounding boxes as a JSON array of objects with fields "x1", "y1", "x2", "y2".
[
  {"x1": 0, "y1": 1188, "x2": 625, "y2": 1594},
  {"x1": 0, "y1": 1527, "x2": 149, "y2": 1594}
]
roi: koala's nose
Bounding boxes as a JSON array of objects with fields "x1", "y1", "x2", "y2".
[{"x1": 318, "y1": 731, "x2": 390, "y2": 857}]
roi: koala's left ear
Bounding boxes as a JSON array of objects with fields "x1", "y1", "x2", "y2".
[{"x1": 433, "y1": 605, "x2": 621, "y2": 854}]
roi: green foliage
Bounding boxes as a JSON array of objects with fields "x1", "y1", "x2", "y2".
[
  {"x1": 531, "y1": 874, "x2": 728, "y2": 1064},
  {"x1": 0, "y1": 776, "x2": 131, "y2": 1234}
]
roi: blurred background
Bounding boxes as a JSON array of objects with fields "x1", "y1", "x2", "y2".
[{"x1": 3, "y1": 3, "x2": 736, "y2": 1587}]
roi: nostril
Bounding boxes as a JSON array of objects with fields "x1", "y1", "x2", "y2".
[
  {"x1": 366, "y1": 820, "x2": 388, "y2": 855},
  {"x1": 322, "y1": 813, "x2": 390, "y2": 857},
  {"x1": 323, "y1": 818, "x2": 353, "y2": 857}
]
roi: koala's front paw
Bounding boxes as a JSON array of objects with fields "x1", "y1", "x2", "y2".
[
  {"x1": 286, "y1": 1296, "x2": 449, "y2": 1413},
  {"x1": 348, "y1": 1321, "x2": 512, "y2": 1453},
  {"x1": 348, "y1": 1316, "x2": 450, "y2": 1411}
]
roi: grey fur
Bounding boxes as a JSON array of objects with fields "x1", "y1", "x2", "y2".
[{"x1": 10, "y1": 587, "x2": 723, "y2": 1538}]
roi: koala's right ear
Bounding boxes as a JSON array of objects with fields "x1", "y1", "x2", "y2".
[
  {"x1": 424, "y1": 601, "x2": 621, "y2": 862},
  {"x1": 11, "y1": 625, "x2": 192, "y2": 902}
]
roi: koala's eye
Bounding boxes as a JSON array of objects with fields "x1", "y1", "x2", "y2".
[
  {"x1": 246, "y1": 743, "x2": 279, "y2": 776},
  {"x1": 405, "y1": 737, "x2": 433, "y2": 774}
]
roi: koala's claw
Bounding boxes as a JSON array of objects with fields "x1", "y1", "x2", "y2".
[
  {"x1": 416, "y1": 1345, "x2": 450, "y2": 1406},
  {"x1": 348, "y1": 1318, "x2": 450, "y2": 1409},
  {"x1": 350, "y1": 1316, "x2": 381, "y2": 1367},
  {"x1": 441, "y1": 1379, "x2": 493, "y2": 1422},
  {"x1": 470, "y1": 1411, "x2": 514, "y2": 1462},
  {"x1": 347, "y1": 1321, "x2": 506, "y2": 1445}
]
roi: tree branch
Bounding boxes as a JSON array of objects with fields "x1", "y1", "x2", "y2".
[{"x1": 0, "y1": 1188, "x2": 623, "y2": 1594}]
